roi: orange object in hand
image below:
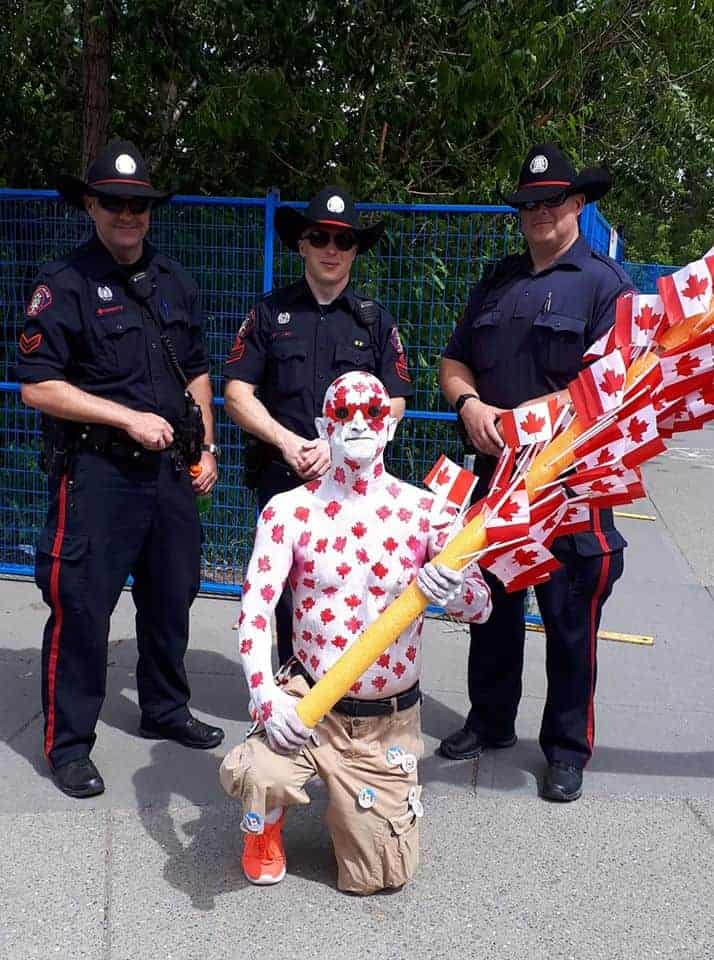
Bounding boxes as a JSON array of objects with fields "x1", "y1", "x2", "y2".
[{"x1": 189, "y1": 463, "x2": 202, "y2": 478}]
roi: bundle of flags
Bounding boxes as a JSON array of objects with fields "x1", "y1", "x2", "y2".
[{"x1": 424, "y1": 246, "x2": 714, "y2": 594}]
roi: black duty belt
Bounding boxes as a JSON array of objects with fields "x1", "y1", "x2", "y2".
[
  {"x1": 291, "y1": 659, "x2": 421, "y2": 717},
  {"x1": 76, "y1": 424, "x2": 147, "y2": 460}
]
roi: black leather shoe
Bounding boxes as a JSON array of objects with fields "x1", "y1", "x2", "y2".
[
  {"x1": 139, "y1": 715, "x2": 225, "y2": 749},
  {"x1": 50, "y1": 758, "x2": 105, "y2": 799},
  {"x1": 540, "y1": 762, "x2": 583, "y2": 802},
  {"x1": 439, "y1": 726, "x2": 517, "y2": 760}
]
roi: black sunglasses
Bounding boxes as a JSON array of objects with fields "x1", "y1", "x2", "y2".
[
  {"x1": 302, "y1": 229, "x2": 357, "y2": 251},
  {"x1": 96, "y1": 194, "x2": 153, "y2": 214},
  {"x1": 518, "y1": 191, "x2": 570, "y2": 212}
]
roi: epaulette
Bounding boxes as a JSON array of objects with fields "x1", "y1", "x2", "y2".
[{"x1": 590, "y1": 250, "x2": 632, "y2": 283}]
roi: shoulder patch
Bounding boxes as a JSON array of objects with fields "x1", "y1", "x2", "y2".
[
  {"x1": 19, "y1": 332, "x2": 43, "y2": 354},
  {"x1": 26, "y1": 284, "x2": 53, "y2": 318},
  {"x1": 238, "y1": 308, "x2": 256, "y2": 340},
  {"x1": 389, "y1": 326, "x2": 405, "y2": 355}
]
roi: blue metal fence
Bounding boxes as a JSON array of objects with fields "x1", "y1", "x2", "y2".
[
  {"x1": 1, "y1": 189, "x2": 620, "y2": 593},
  {"x1": 623, "y1": 261, "x2": 680, "y2": 295}
]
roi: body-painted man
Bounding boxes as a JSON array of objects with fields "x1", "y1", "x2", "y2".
[{"x1": 220, "y1": 372, "x2": 491, "y2": 894}]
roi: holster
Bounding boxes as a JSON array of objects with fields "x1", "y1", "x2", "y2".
[
  {"x1": 242, "y1": 436, "x2": 265, "y2": 490},
  {"x1": 170, "y1": 391, "x2": 205, "y2": 473},
  {"x1": 39, "y1": 416, "x2": 78, "y2": 481}
]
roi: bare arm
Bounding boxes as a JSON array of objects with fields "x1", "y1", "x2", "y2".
[
  {"x1": 439, "y1": 357, "x2": 505, "y2": 456},
  {"x1": 390, "y1": 397, "x2": 406, "y2": 420},
  {"x1": 223, "y1": 378, "x2": 329, "y2": 479},
  {"x1": 20, "y1": 380, "x2": 174, "y2": 450}
]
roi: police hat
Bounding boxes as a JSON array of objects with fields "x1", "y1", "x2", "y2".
[
  {"x1": 502, "y1": 142, "x2": 611, "y2": 207},
  {"x1": 57, "y1": 139, "x2": 172, "y2": 210},
  {"x1": 275, "y1": 185, "x2": 385, "y2": 253}
]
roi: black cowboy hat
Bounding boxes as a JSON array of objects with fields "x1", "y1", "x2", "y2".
[
  {"x1": 275, "y1": 185, "x2": 385, "y2": 253},
  {"x1": 57, "y1": 139, "x2": 172, "y2": 210},
  {"x1": 502, "y1": 142, "x2": 611, "y2": 207}
]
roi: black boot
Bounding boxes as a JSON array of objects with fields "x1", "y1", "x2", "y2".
[
  {"x1": 439, "y1": 726, "x2": 517, "y2": 760},
  {"x1": 139, "y1": 714, "x2": 224, "y2": 749},
  {"x1": 540, "y1": 762, "x2": 583, "y2": 802},
  {"x1": 50, "y1": 758, "x2": 105, "y2": 799}
]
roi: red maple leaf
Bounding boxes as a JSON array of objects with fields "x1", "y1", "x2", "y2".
[
  {"x1": 371, "y1": 676, "x2": 388, "y2": 692},
  {"x1": 397, "y1": 508, "x2": 413, "y2": 522},
  {"x1": 345, "y1": 594, "x2": 361, "y2": 609},
  {"x1": 681, "y1": 272, "x2": 708, "y2": 300},
  {"x1": 249, "y1": 671, "x2": 263, "y2": 688},
  {"x1": 301, "y1": 630, "x2": 312, "y2": 643},
  {"x1": 563, "y1": 506, "x2": 579, "y2": 522},
  {"x1": 261, "y1": 506, "x2": 275, "y2": 522},
  {"x1": 310, "y1": 655, "x2": 320, "y2": 671},
  {"x1": 387, "y1": 482, "x2": 401, "y2": 499},
  {"x1": 298, "y1": 531, "x2": 311, "y2": 548},
  {"x1": 336, "y1": 562, "x2": 352, "y2": 579},
  {"x1": 271, "y1": 524, "x2": 284, "y2": 544},
  {"x1": 356, "y1": 547, "x2": 369, "y2": 563},
  {"x1": 304, "y1": 560, "x2": 315, "y2": 573},
  {"x1": 333, "y1": 466, "x2": 346, "y2": 484},
  {"x1": 352, "y1": 522, "x2": 367, "y2": 538},
  {"x1": 405, "y1": 645, "x2": 417, "y2": 662},
  {"x1": 305, "y1": 479, "x2": 321, "y2": 492},
  {"x1": 257, "y1": 555, "x2": 271, "y2": 572},
  {"x1": 519, "y1": 410, "x2": 546, "y2": 435},
  {"x1": 333, "y1": 536, "x2": 347, "y2": 552},
  {"x1": 371, "y1": 561, "x2": 388, "y2": 579},
  {"x1": 400, "y1": 556, "x2": 414, "y2": 569},
  {"x1": 350, "y1": 681, "x2": 362, "y2": 694},
  {"x1": 301, "y1": 596, "x2": 315, "y2": 610},
  {"x1": 345, "y1": 457, "x2": 360, "y2": 472},
  {"x1": 514, "y1": 548, "x2": 538, "y2": 567},
  {"x1": 590, "y1": 478, "x2": 612, "y2": 494},
  {"x1": 393, "y1": 661, "x2": 406, "y2": 678},
  {"x1": 260, "y1": 584, "x2": 275, "y2": 603},
  {"x1": 627, "y1": 416, "x2": 648, "y2": 444},
  {"x1": 373, "y1": 463, "x2": 384, "y2": 477},
  {"x1": 331, "y1": 635, "x2": 347, "y2": 649},
  {"x1": 377, "y1": 653, "x2": 390, "y2": 668},
  {"x1": 315, "y1": 538, "x2": 328, "y2": 553},
  {"x1": 634, "y1": 305, "x2": 663, "y2": 331},
  {"x1": 294, "y1": 506, "x2": 310, "y2": 523},
  {"x1": 436, "y1": 466, "x2": 451, "y2": 485},
  {"x1": 320, "y1": 608, "x2": 335, "y2": 624},
  {"x1": 419, "y1": 497, "x2": 434, "y2": 510},
  {"x1": 383, "y1": 537, "x2": 398, "y2": 553},
  {"x1": 407, "y1": 535, "x2": 420, "y2": 552},
  {"x1": 376, "y1": 506, "x2": 392, "y2": 521},
  {"x1": 463, "y1": 588, "x2": 474, "y2": 604},
  {"x1": 322, "y1": 586, "x2": 337, "y2": 596},
  {"x1": 297, "y1": 647, "x2": 307, "y2": 661},
  {"x1": 543, "y1": 514, "x2": 558, "y2": 530},
  {"x1": 315, "y1": 634, "x2": 326, "y2": 648},
  {"x1": 261, "y1": 702, "x2": 272, "y2": 721},
  {"x1": 596, "y1": 448, "x2": 612, "y2": 466},
  {"x1": 598, "y1": 368, "x2": 625, "y2": 396},
  {"x1": 497, "y1": 497, "x2": 521, "y2": 522},
  {"x1": 419, "y1": 517, "x2": 430, "y2": 532},
  {"x1": 369, "y1": 585, "x2": 385, "y2": 597},
  {"x1": 252, "y1": 614, "x2": 267, "y2": 630},
  {"x1": 239, "y1": 638, "x2": 252, "y2": 654},
  {"x1": 353, "y1": 478, "x2": 368, "y2": 495},
  {"x1": 675, "y1": 353, "x2": 701, "y2": 378},
  {"x1": 325, "y1": 500, "x2": 341, "y2": 519}
]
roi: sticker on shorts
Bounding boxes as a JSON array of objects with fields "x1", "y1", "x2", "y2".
[
  {"x1": 241, "y1": 811, "x2": 264, "y2": 833},
  {"x1": 400, "y1": 753, "x2": 417, "y2": 774},
  {"x1": 386, "y1": 745, "x2": 405, "y2": 767},
  {"x1": 357, "y1": 786, "x2": 377, "y2": 809}
]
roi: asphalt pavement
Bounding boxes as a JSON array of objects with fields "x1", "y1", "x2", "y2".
[{"x1": 1, "y1": 427, "x2": 712, "y2": 960}]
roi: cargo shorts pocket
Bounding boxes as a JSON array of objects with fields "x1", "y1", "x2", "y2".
[{"x1": 383, "y1": 805, "x2": 420, "y2": 887}]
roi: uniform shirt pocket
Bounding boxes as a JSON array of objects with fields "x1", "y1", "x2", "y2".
[
  {"x1": 95, "y1": 309, "x2": 144, "y2": 375},
  {"x1": 333, "y1": 341, "x2": 377, "y2": 374},
  {"x1": 469, "y1": 309, "x2": 501, "y2": 373},
  {"x1": 533, "y1": 312, "x2": 586, "y2": 379},
  {"x1": 269, "y1": 337, "x2": 308, "y2": 395}
]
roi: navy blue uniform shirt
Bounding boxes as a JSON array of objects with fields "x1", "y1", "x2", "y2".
[
  {"x1": 443, "y1": 235, "x2": 633, "y2": 409},
  {"x1": 16, "y1": 234, "x2": 208, "y2": 426},
  {"x1": 224, "y1": 277, "x2": 413, "y2": 446}
]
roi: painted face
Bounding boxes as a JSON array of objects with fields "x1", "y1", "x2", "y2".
[{"x1": 316, "y1": 372, "x2": 396, "y2": 464}]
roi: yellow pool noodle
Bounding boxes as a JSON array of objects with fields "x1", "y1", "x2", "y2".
[{"x1": 296, "y1": 354, "x2": 659, "y2": 728}]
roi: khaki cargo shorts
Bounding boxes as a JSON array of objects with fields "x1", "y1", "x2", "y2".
[{"x1": 219, "y1": 675, "x2": 424, "y2": 895}]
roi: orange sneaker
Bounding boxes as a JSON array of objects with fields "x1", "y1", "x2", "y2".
[{"x1": 241, "y1": 813, "x2": 286, "y2": 885}]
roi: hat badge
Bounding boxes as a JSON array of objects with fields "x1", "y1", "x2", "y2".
[
  {"x1": 529, "y1": 155, "x2": 549, "y2": 175},
  {"x1": 326, "y1": 195, "x2": 345, "y2": 214},
  {"x1": 115, "y1": 154, "x2": 137, "y2": 175}
]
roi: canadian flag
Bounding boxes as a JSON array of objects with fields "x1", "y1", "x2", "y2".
[
  {"x1": 423, "y1": 454, "x2": 478, "y2": 508},
  {"x1": 610, "y1": 463, "x2": 646, "y2": 501},
  {"x1": 583, "y1": 326, "x2": 616, "y2": 362},
  {"x1": 500, "y1": 397, "x2": 562, "y2": 448},
  {"x1": 569, "y1": 349, "x2": 627, "y2": 427},
  {"x1": 556, "y1": 502, "x2": 592, "y2": 537},
  {"x1": 482, "y1": 538, "x2": 561, "y2": 593},
  {"x1": 662, "y1": 389, "x2": 714, "y2": 435},
  {"x1": 573, "y1": 421, "x2": 626, "y2": 469},
  {"x1": 530, "y1": 489, "x2": 570, "y2": 547},
  {"x1": 618, "y1": 397, "x2": 666, "y2": 468},
  {"x1": 566, "y1": 465, "x2": 631, "y2": 507},
  {"x1": 657, "y1": 256, "x2": 714, "y2": 325},
  {"x1": 484, "y1": 478, "x2": 530, "y2": 545},
  {"x1": 615, "y1": 292, "x2": 668, "y2": 349},
  {"x1": 659, "y1": 331, "x2": 714, "y2": 402}
]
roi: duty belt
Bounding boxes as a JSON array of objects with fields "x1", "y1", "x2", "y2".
[
  {"x1": 76, "y1": 424, "x2": 146, "y2": 460},
  {"x1": 290, "y1": 659, "x2": 421, "y2": 717}
]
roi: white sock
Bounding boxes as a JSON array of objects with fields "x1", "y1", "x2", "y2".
[{"x1": 264, "y1": 806, "x2": 283, "y2": 825}]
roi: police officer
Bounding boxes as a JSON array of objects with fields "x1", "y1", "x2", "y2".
[
  {"x1": 16, "y1": 140, "x2": 224, "y2": 799},
  {"x1": 224, "y1": 186, "x2": 413, "y2": 665},
  {"x1": 439, "y1": 143, "x2": 633, "y2": 802}
]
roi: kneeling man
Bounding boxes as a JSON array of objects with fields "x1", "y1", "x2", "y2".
[{"x1": 220, "y1": 372, "x2": 491, "y2": 894}]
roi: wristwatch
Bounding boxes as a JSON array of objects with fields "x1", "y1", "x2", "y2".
[
  {"x1": 202, "y1": 443, "x2": 221, "y2": 459},
  {"x1": 454, "y1": 393, "x2": 479, "y2": 414}
]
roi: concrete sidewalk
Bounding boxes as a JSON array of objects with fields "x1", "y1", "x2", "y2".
[{"x1": 1, "y1": 429, "x2": 712, "y2": 960}]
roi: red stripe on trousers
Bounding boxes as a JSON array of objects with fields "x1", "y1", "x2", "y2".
[
  {"x1": 44, "y1": 476, "x2": 68, "y2": 758},
  {"x1": 586, "y1": 510, "x2": 610, "y2": 752}
]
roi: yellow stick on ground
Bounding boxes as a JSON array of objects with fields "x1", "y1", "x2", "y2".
[
  {"x1": 527, "y1": 621, "x2": 654, "y2": 646},
  {"x1": 295, "y1": 355, "x2": 659, "y2": 729},
  {"x1": 614, "y1": 511, "x2": 657, "y2": 522}
]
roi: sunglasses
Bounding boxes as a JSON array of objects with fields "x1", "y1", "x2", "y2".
[
  {"x1": 302, "y1": 229, "x2": 357, "y2": 251},
  {"x1": 96, "y1": 194, "x2": 153, "y2": 214},
  {"x1": 518, "y1": 191, "x2": 570, "y2": 212},
  {"x1": 327, "y1": 399, "x2": 391, "y2": 422}
]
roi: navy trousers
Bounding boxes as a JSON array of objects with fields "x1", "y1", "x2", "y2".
[
  {"x1": 467, "y1": 537, "x2": 624, "y2": 768},
  {"x1": 36, "y1": 450, "x2": 201, "y2": 768}
]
